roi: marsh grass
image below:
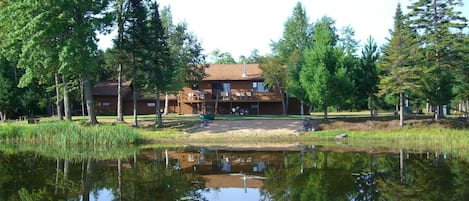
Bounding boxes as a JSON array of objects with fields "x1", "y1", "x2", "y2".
[
  {"x1": 0, "y1": 143, "x2": 139, "y2": 161},
  {"x1": 0, "y1": 121, "x2": 138, "y2": 146},
  {"x1": 304, "y1": 126, "x2": 469, "y2": 159}
]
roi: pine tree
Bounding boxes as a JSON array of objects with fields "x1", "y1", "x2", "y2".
[
  {"x1": 144, "y1": 2, "x2": 174, "y2": 127},
  {"x1": 378, "y1": 3, "x2": 420, "y2": 126},
  {"x1": 123, "y1": 0, "x2": 148, "y2": 127},
  {"x1": 407, "y1": 0, "x2": 467, "y2": 120},
  {"x1": 360, "y1": 36, "x2": 380, "y2": 117}
]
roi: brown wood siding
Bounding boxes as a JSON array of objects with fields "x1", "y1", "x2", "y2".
[
  {"x1": 123, "y1": 100, "x2": 178, "y2": 115},
  {"x1": 287, "y1": 97, "x2": 310, "y2": 115},
  {"x1": 94, "y1": 96, "x2": 178, "y2": 115},
  {"x1": 178, "y1": 80, "x2": 284, "y2": 115},
  {"x1": 94, "y1": 96, "x2": 118, "y2": 115}
]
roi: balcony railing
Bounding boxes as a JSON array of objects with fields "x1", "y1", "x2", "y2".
[{"x1": 180, "y1": 90, "x2": 281, "y2": 103}]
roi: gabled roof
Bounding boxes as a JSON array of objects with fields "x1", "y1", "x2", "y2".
[
  {"x1": 205, "y1": 64, "x2": 263, "y2": 81},
  {"x1": 93, "y1": 81, "x2": 132, "y2": 96}
]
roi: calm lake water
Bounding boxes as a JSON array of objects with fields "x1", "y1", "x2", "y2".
[{"x1": 1, "y1": 144, "x2": 468, "y2": 201}]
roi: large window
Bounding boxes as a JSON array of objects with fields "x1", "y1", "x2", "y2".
[
  {"x1": 223, "y1": 83, "x2": 231, "y2": 93},
  {"x1": 253, "y1": 82, "x2": 269, "y2": 93}
]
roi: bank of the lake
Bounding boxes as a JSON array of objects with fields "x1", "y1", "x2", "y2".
[{"x1": 1, "y1": 115, "x2": 469, "y2": 154}]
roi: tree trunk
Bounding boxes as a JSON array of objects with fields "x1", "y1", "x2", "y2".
[
  {"x1": 55, "y1": 73, "x2": 63, "y2": 120},
  {"x1": 458, "y1": 99, "x2": 463, "y2": 115},
  {"x1": 0, "y1": 111, "x2": 4, "y2": 122},
  {"x1": 116, "y1": 0, "x2": 125, "y2": 122},
  {"x1": 46, "y1": 88, "x2": 52, "y2": 116},
  {"x1": 132, "y1": 53, "x2": 138, "y2": 127},
  {"x1": 434, "y1": 105, "x2": 440, "y2": 121},
  {"x1": 117, "y1": 159, "x2": 123, "y2": 201},
  {"x1": 300, "y1": 100, "x2": 304, "y2": 116},
  {"x1": 82, "y1": 70, "x2": 98, "y2": 125},
  {"x1": 400, "y1": 149, "x2": 405, "y2": 183},
  {"x1": 399, "y1": 92, "x2": 405, "y2": 127},
  {"x1": 278, "y1": 87, "x2": 286, "y2": 115},
  {"x1": 80, "y1": 78, "x2": 86, "y2": 119},
  {"x1": 369, "y1": 95, "x2": 374, "y2": 118},
  {"x1": 156, "y1": 88, "x2": 163, "y2": 127},
  {"x1": 323, "y1": 105, "x2": 328, "y2": 121},
  {"x1": 285, "y1": 93, "x2": 289, "y2": 115},
  {"x1": 63, "y1": 75, "x2": 72, "y2": 121},
  {"x1": 426, "y1": 99, "x2": 431, "y2": 113},
  {"x1": 163, "y1": 92, "x2": 169, "y2": 116},
  {"x1": 117, "y1": 63, "x2": 124, "y2": 122},
  {"x1": 55, "y1": 158, "x2": 60, "y2": 195},
  {"x1": 464, "y1": 99, "x2": 469, "y2": 122}
]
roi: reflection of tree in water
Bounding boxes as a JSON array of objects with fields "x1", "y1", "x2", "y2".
[
  {"x1": 2, "y1": 148, "x2": 469, "y2": 200},
  {"x1": 261, "y1": 150, "x2": 468, "y2": 201},
  {"x1": 115, "y1": 149, "x2": 208, "y2": 201}
]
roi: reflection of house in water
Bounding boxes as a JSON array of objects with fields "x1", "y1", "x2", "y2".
[{"x1": 138, "y1": 147, "x2": 298, "y2": 189}]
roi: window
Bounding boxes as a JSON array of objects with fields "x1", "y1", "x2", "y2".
[
  {"x1": 222, "y1": 82, "x2": 231, "y2": 93},
  {"x1": 100, "y1": 102, "x2": 110, "y2": 107},
  {"x1": 147, "y1": 102, "x2": 156, "y2": 107},
  {"x1": 253, "y1": 82, "x2": 269, "y2": 93}
]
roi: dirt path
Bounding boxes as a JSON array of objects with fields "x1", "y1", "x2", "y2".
[
  {"x1": 182, "y1": 119, "x2": 308, "y2": 142},
  {"x1": 192, "y1": 119, "x2": 301, "y2": 134}
]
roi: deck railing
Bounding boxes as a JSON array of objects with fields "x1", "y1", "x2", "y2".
[{"x1": 179, "y1": 90, "x2": 281, "y2": 103}]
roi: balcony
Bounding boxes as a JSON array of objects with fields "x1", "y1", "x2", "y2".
[{"x1": 180, "y1": 90, "x2": 281, "y2": 103}]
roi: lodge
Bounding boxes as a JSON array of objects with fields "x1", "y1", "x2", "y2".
[{"x1": 93, "y1": 64, "x2": 306, "y2": 115}]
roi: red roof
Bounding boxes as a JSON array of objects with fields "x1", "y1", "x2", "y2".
[{"x1": 205, "y1": 64, "x2": 263, "y2": 81}]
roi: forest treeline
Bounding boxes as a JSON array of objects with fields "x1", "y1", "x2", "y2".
[{"x1": 0, "y1": 0, "x2": 468, "y2": 127}]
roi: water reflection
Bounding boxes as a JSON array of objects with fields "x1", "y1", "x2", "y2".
[{"x1": 0, "y1": 145, "x2": 468, "y2": 200}]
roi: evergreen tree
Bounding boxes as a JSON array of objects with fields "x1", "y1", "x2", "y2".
[
  {"x1": 161, "y1": 6, "x2": 208, "y2": 94},
  {"x1": 0, "y1": 55, "x2": 12, "y2": 122},
  {"x1": 143, "y1": 2, "x2": 174, "y2": 127},
  {"x1": 378, "y1": 3, "x2": 420, "y2": 126},
  {"x1": 453, "y1": 33, "x2": 469, "y2": 118},
  {"x1": 407, "y1": 0, "x2": 467, "y2": 120},
  {"x1": 359, "y1": 36, "x2": 380, "y2": 116},
  {"x1": 123, "y1": 0, "x2": 148, "y2": 127},
  {"x1": 113, "y1": 0, "x2": 130, "y2": 122}
]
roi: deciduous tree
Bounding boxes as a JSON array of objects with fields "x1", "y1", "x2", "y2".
[
  {"x1": 301, "y1": 16, "x2": 353, "y2": 120},
  {"x1": 272, "y1": 2, "x2": 312, "y2": 114},
  {"x1": 259, "y1": 55, "x2": 288, "y2": 114}
]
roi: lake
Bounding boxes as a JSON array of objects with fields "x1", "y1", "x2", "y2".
[{"x1": 0, "y1": 144, "x2": 468, "y2": 201}]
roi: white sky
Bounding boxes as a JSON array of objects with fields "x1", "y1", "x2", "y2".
[{"x1": 97, "y1": 0, "x2": 469, "y2": 61}]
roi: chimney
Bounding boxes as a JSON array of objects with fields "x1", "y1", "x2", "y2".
[{"x1": 242, "y1": 61, "x2": 247, "y2": 77}]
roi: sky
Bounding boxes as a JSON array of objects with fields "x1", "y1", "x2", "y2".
[{"x1": 97, "y1": 0, "x2": 469, "y2": 61}]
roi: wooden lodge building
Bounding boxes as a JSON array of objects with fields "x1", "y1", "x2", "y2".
[{"x1": 93, "y1": 64, "x2": 305, "y2": 115}]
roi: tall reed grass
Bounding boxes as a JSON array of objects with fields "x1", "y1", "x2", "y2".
[
  {"x1": 0, "y1": 143, "x2": 140, "y2": 161},
  {"x1": 0, "y1": 121, "x2": 139, "y2": 146}
]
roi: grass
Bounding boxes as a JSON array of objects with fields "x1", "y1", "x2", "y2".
[
  {"x1": 0, "y1": 121, "x2": 139, "y2": 146},
  {"x1": 3, "y1": 112, "x2": 469, "y2": 150}
]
